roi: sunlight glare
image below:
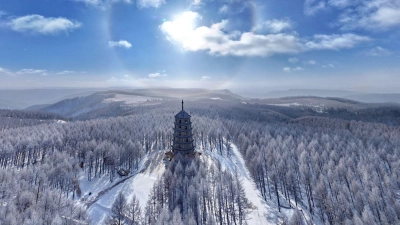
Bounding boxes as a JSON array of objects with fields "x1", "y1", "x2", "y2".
[{"x1": 160, "y1": 11, "x2": 199, "y2": 42}]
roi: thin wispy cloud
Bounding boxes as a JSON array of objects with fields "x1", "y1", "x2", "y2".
[
  {"x1": 8, "y1": 14, "x2": 81, "y2": 35},
  {"x1": 322, "y1": 63, "x2": 335, "y2": 68},
  {"x1": 305, "y1": 33, "x2": 371, "y2": 50},
  {"x1": 109, "y1": 40, "x2": 132, "y2": 49},
  {"x1": 363, "y1": 46, "x2": 392, "y2": 56},
  {"x1": 17, "y1": 68, "x2": 48, "y2": 76},
  {"x1": 283, "y1": 67, "x2": 304, "y2": 73},
  {"x1": 0, "y1": 11, "x2": 7, "y2": 17},
  {"x1": 0, "y1": 67, "x2": 12, "y2": 75},
  {"x1": 305, "y1": 0, "x2": 400, "y2": 31},
  {"x1": 338, "y1": 1, "x2": 400, "y2": 31},
  {"x1": 304, "y1": 0, "x2": 326, "y2": 15},
  {"x1": 219, "y1": 5, "x2": 229, "y2": 14},
  {"x1": 56, "y1": 70, "x2": 76, "y2": 75},
  {"x1": 304, "y1": 60, "x2": 317, "y2": 65},
  {"x1": 191, "y1": 0, "x2": 202, "y2": 6},
  {"x1": 0, "y1": 67, "x2": 81, "y2": 76},
  {"x1": 74, "y1": 0, "x2": 132, "y2": 8},
  {"x1": 137, "y1": 0, "x2": 166, "y2": 8},
  {"x1": 148, "y1": 72, "x2": 167, "y2": 78}
]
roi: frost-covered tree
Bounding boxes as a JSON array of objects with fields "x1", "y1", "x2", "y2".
[{"x1": 107, "y1": 192, "x2": 127, "y2": 225}]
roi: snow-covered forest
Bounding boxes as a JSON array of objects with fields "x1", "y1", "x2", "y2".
[{"x1": 0, "y1": 100, "x2": 400, "y2": 224}]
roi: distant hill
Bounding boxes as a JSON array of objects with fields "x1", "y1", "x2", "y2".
[
  {"x1": 345, "y1": 93, "x2": 400, "y2": 104},
  {"x1": 264, "y1": 89, "x2": 357, "y2": 98},
  {"x1": 116, "y1": 88, "x2": 245, "y2": 101},
  {"x1": 252, "y1": 96, "x2": 368, "y2": 111},
  {"x1": 2, "y1": 88, "x2": 399, "y2": 110},
  {"x1": 34, "y1": 88, "x2": 244, "y2": 119},
  {"x1": 263, "y1": 89, "x2": 400, "y2": 104},
  {"x1": 19, "y1": 88, "x2": 400, "y2": 123},
  {"x1": 0, "y1": 88, "x2": 106, "y2": 109}
]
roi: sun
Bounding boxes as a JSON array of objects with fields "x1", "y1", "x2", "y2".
[{"x1": 160, "y1": 11, "x2": 200, "y2": 42}]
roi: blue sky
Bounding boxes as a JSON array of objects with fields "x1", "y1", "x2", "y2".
[{"x1": 0, "y1": 0, "x2": 400, "y2": 94}]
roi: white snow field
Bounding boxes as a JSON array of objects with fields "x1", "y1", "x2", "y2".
[
  {"x1": 77, "y1": 143, "x2": 308, "y2": 224},
  {"x1": 205, "y1": 144, "x2": 280, "y2": 225},
  {"x1": 77, "y1": 152, "x2": 165, "y2": 225},
  {"x1": 209, "y1": 143, "x2": 317, "y2": 225}
]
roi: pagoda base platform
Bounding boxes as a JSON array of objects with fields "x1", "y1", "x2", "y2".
[{"x1": 164, "y1": 150, "x2": 201, "y2": 161}]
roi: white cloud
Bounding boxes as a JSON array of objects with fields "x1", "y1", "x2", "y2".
[
  {"x1": 294, "y1": 67, "x2": 304, "y2": 71},
  {"x1": 304, "y1": 0, "x2": 326, "y2": 15},
  {"x1": 305, "y1": 33, "x2": 370, "y2": 50},
  {"x1": 17, "y1": 68, "x2": 48, "y2": 76},
  {"x1": 148, "y1": 72, "x2": 167, "y2": 78},
  {"x1": 56, "y1": 70, "x2": 76, "y2": 75},
  {"x1": 338, "y1": 4, "x2": 400, "y2": 30},
  {"x1": 288, "y1": 57, "x2": 299, "y2": 63},
  {"x1": 137, "y1": 0, "x2": 165, "y2": 8},
  {"x1": 201, "y1": 76, "x2": 211, "y2": 80},
  {"x1": 161, "y1": 13, "x2": 302, "y2": 57},
  {"x1": 0, "y1": 67, "x2": 11, "y2": 75},
  {"x1": 0, "y1": 11, "x2": 7, "y2": 17},
  {"x1": 256, "y1": 19, "x2": 292, "y2": 33},
  {"x1": 219, "y1": 5, "x2": 229, "y2": 14},
  {"x1": 322, "y1": 63, "x2": 335, "y2": 68},
  {"x1": 74, "y1": 0, "x2": 132, "y2": 8},
  {"x1": 363, "y1": 46, "x2": 392, "y2": 56},
  {"x1": 328, "y1": 0, "x2": 354, "y2": 8},
  {"x1": 283, "y1": 67, "x2": 305, "y2": 73},
  {"x1": 192, "y1": 0, "x2": 202, "y2": 6},
  {"x1": 109, "y1": 40, "x2": 132, "y2": 48},
  {"x1": 304, "y1": 60, "x2": 317, "y2": 65},
  {"x1": 8, "y1": 14, "x2": 81, "y2": 35},
  {"x1": 161, "y1": 12, "x2": 371, "y2": 57},
  {"x1": 320, "y1": 0, "x2": 400, "y2": 31},
  {"x1": 124, "y1": 74, "x2": 129, "y2": 77}
]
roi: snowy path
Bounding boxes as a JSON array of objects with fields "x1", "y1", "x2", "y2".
[
  {"x1": 206, "y1": 144, "x2": 280, "y2": 225},
  {"x1": 78, "y1": 152, "x2": 165, "y2": 225},
  {"x1": 230, "y1": 144, "x2": 276, "y2": 225}
]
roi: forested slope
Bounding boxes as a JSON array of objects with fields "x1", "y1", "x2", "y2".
[{"x1": 0, "y1": 99, "x2": 399, "y2": 224}]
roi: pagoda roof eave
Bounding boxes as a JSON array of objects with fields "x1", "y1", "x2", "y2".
[{"x1": 174, "y1": 110, "x2": 191, "y2": 118}]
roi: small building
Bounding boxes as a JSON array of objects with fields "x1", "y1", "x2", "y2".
[{"x1": 165, "y1": 100, "x2": 196, "y2": 160}]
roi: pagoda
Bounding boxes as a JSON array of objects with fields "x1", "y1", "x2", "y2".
[{"x1": 165, "y1": 100, "x2": 195, "y2": 159}]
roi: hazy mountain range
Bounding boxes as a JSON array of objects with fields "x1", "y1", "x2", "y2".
[{"x1": 1, "y1": 88, "x2": 400, "y2": 111}]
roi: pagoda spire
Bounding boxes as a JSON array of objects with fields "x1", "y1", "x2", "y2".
[{"x1": 182, "y1": 99, "x2": 184, "y2": 111}]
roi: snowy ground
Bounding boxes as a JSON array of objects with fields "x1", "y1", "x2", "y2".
[
  {"x1": 77, "y1": 152, "x2": 165, "y2": 225},
  {"x1": 206, "y1": 143, "x2": 318, "y2": 225},
  {"x1": 205, "y1": 144, "x2": 281, "y2": 225},
  {"x1": 77, "y1": 143, "x2": 311, "y2": 225}
]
